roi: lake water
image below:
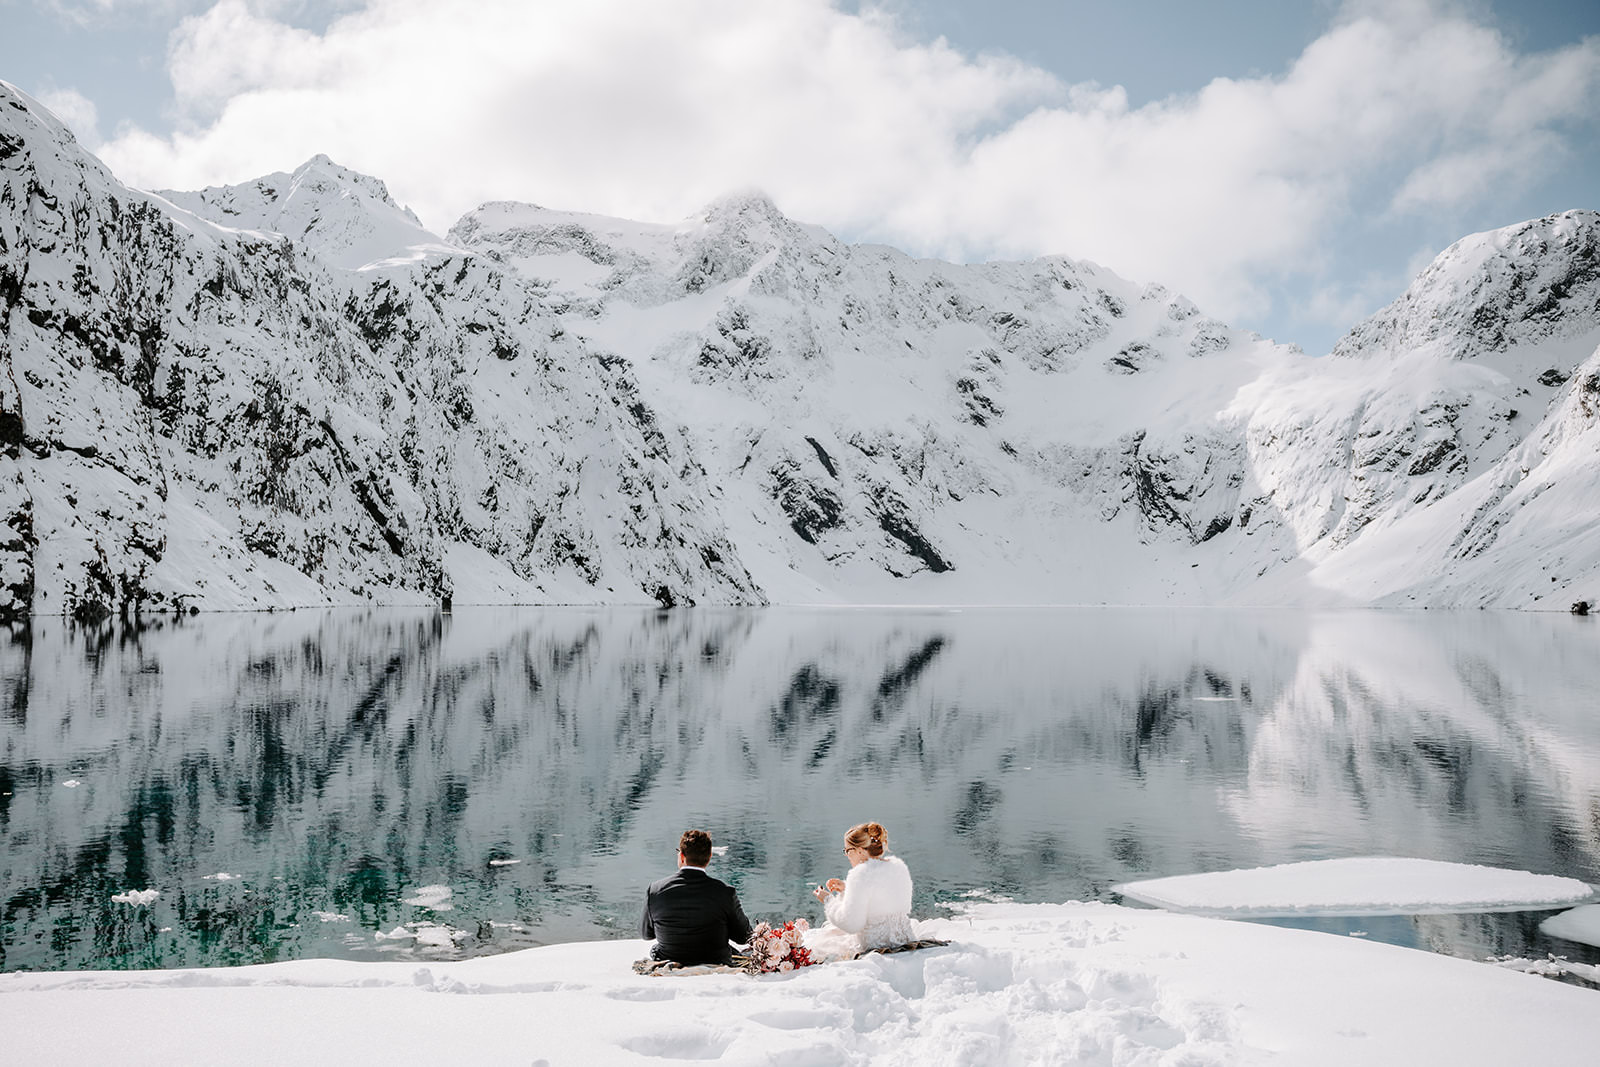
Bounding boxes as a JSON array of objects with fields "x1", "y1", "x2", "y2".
[{"x1": 2, "y1": 607, "x2": 1597, "y2": 974}]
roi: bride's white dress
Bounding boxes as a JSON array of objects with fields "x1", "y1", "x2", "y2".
[{"x1": 804, "y1": 855, "x2": 916, "y2": 962}]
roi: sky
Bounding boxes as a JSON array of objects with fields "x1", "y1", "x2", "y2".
[{"x1": 1, "y1": 0, "x2": 1597, "y2": 356}]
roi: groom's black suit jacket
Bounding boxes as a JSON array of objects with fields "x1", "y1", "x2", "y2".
[{"x1": 640, "y1": 867, "x2": 752, "y2": 965}]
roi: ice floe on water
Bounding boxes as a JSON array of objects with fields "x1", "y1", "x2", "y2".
[
  {"x1": 1542, "y1": 904, "x2": 1600, "y2": 949},
  {"x1": 109, "y1": 889, "x2": 159, "y2": 906},
  {"x1": 201, "y1": 873, "x2": 241, "y2": 881},
  {"x1": 486, "y1": 858, "x2": 521, "y2": 867},
  {"x1": 311, "y1": 911, "x2": 350, "y2": 923},
  {"x1": 375, "y1": 923, "x2": 470, "y2": 950},
  {"x1": 1491, "y1": 955, "x2": 1600, "y2": 986},
  {"x1": 399, "y1": 885, "x2": 452, "y2": 910},
  {"x1": 1115, "y1": 857, "x2": 1597, "y2": 916},
  {"x1": 3, "y1": 902, "x2": 1597, "y2": 1066},
  {"x1": 60, "y1": 780, "x2": 81, "y2": 788}
]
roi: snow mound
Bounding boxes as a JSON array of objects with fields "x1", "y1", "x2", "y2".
[
  {"x1": 1541, "y1": 904, "x2": 1600, "y2": 949},
  {"x1": 1115, "y1": 857, "x2": 1596, "y2": 917}
]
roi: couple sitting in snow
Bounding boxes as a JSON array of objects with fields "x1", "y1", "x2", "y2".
[{"x1": 639, "y1": 823, "x2": 915, "y2": 967}]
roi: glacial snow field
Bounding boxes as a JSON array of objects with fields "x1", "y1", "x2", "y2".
[
  {"x1": 3, "y1": 79, "x2": 1599, "y2": 619},
  {"x1": 3, "y1": 899, "x2": 1598, "y2": 1066}
]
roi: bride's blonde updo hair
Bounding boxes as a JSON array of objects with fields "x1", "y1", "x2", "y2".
[{"x1": 845, "y1": 821, "x2": 887, "y2": 858}]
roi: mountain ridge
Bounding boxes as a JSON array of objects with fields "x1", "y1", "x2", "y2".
[{"x1": 2, "y1": 80, "x2": 1597, "y2": 619}]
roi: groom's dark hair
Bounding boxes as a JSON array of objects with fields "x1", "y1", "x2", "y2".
[{"x1": 678, "y1": 829, "x2": 713, "y2": 866}]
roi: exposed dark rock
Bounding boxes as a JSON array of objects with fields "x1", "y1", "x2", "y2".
[
  {"x1": 1110, "y1": 341, "x2": 1156, "y2": 374},
  {"x1": 869, "y1": 486, "x2": 950, "y2": 574},
  {"x1": 804, "y1": 436, "x2": 838, "y2": 479},
  {"x1": 769, "y1": 459, "x2": 844, "y2": 545}
]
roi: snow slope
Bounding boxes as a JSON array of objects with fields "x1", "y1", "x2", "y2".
[
  {"x1": 157, "y1": 155, "x2": 456, "y2": 271},
  {"x1": 2, "y1": 80, "x2": 1597, "y2": 617},
  {"x1": 2, "y1": 902, "x2": 1597, "y2": 1066}
]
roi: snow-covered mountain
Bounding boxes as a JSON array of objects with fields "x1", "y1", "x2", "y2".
[{"x1": 2, "y1": 80, "x2": 1597, "y2": 618}]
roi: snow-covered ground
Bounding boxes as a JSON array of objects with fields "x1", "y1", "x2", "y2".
[{"x1": 4, "y1": 894, "x2": 1597, "y2": 1065}]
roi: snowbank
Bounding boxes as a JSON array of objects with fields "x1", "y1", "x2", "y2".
[
  {"x1": 1116, "y1": 857, "x2": 1597, "y2": 917},
  {"x1": 1543, "y1": 904, "x2": 1600, "y2": 949},
  {"x1": 3, "y1": 902, "x2": 1596, "y2": 1065}
]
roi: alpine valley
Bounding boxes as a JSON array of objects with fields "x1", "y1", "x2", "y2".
[{"x1": 2, "y1": 81, "x2": 1597, "y2": 619}]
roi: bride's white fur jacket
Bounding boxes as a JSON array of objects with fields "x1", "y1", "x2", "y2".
[{"x1": 824, "y1": 854, "x2": 913, "y2": 934}]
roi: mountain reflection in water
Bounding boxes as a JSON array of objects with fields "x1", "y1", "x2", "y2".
[{"x1": 1, "y1": 607, "x2": 1596, "y2": 973}]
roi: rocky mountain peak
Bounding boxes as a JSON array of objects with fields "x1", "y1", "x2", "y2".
[
  {"x1": 157, "y1": 154, "x2": 446, "y2": 271},
  {"x1": 1332, "y1": 210, "x2": 1600, "y2": 364}
]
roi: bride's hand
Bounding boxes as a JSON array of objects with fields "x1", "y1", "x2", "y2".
[
  {"x1": 825, "y1": 878, "x2": 845, "y2": 893},
  {"x1": 811, "y1": 884, "x2": 828, "y2": 902}
]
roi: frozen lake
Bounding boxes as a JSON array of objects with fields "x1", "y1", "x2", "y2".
[{"x1": 1, "y1": 607, "x2": 1597, "y2": 972}]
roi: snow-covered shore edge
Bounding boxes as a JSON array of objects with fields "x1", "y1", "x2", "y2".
[{"x1": 4, "y1": 902, "x2": 1597, "y2": 1066}]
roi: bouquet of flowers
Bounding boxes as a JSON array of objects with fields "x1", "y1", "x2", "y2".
[{"x1": 743, "y1": 918, "x2": 817, "y2": 974}]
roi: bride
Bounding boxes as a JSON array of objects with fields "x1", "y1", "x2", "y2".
[{"x1": 805, "y1": 821, "x2": 915, "y2": 961}]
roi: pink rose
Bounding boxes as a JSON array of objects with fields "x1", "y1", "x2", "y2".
[{"x1": 779, "y1": 960, "x2": 794, "y2": 972}]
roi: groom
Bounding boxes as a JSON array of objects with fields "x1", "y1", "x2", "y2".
[{"x1": 640, "y1": 829, "x2": 752, "y2": 966}]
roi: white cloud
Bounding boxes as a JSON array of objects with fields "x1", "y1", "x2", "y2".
[
  {"x1": 34, "y1": 86, "x2": 103, "y2": 147},
  {"x1": 95, "y1": 0, "x2": 1600, "y2": 323},
  {"x1": 36, "y1": 0, "x2": 352, "y2": 23}
]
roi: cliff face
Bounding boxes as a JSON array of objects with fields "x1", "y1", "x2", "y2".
[
  {"x1": 0, "y1": 84, "x2": 759, "y2": 620},
  {"x1": 2, "y1": 80, "x2": 1597, "y2": 618}
]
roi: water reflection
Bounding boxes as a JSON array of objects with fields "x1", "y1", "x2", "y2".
[{"x1": 0, "y1": 607, "x2": 1596, "y2": 973}]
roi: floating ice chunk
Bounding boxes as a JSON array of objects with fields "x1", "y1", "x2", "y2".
[
  {"x1": 487, "y1": 858, "x2": 521, "y2": 867},
  {"x1": 111, "y1": 889, "x2": 160, "y2": 906},
  {"x1": 202, "y1": 873, "x2": 241, "y2": 881},
  {"x1": 1115, "y1": 858, "x2": 1596, "y2": 917},
  {"x1": 956, "y1": 888, "x2": 1015, "y2": 904},
  {"x1": 401, "y1": 885, "x2": 453, "y2": 910},
  {"x1": 710, "y1": 846, "x2": 729, "y2": 856},
  {"x1": 375, "y1": 922, "x2": 467, "y2": 948},
  {"x1": 61, "y1": 780, "x2": 82, "y2": 788},
  {"x1": 1490, "y1": 955, "x2": 1600, "y2": 984},
  {"x1": 311, "y1": 911, "x2": 351, "y2": 923},
  {"x1": 412, "y1": 923, "x2": 468, "y2": 949},
  {"x1": 1541, "y1": 904, "x2": 1600, "y2": 948}
]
